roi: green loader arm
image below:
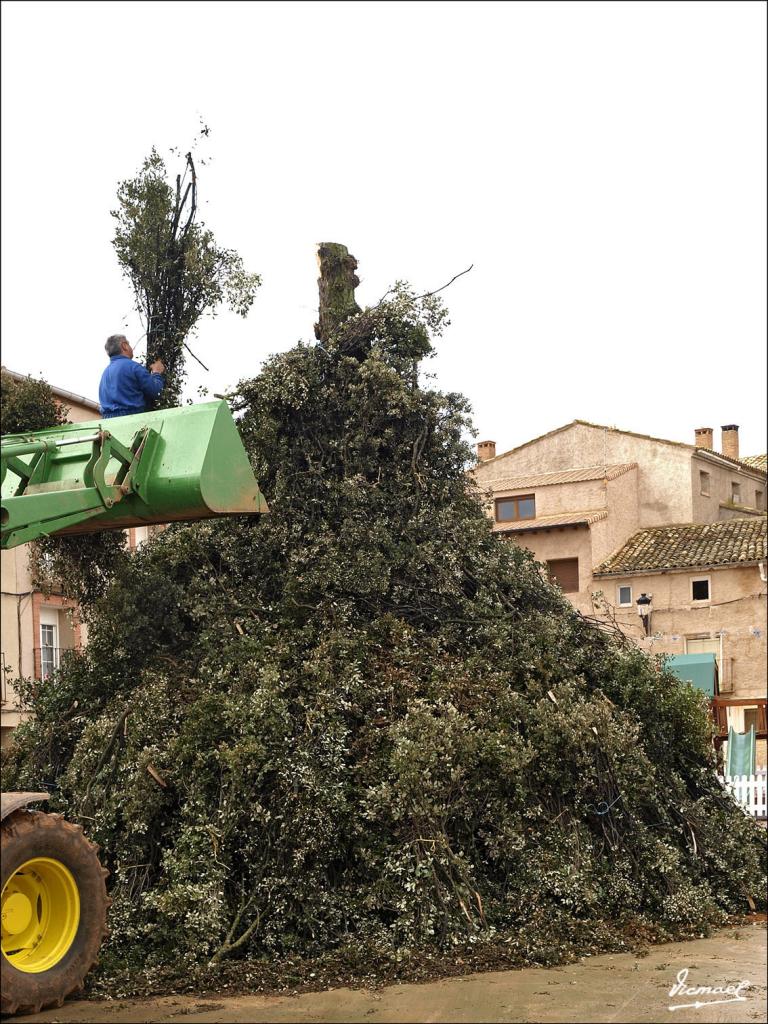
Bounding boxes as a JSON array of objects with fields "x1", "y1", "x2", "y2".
[{"x1": 1, "y1": 400, "x2": 267, "y2": 550}]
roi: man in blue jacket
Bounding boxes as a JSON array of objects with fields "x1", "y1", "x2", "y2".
[{"x1": 99, "y1": 335, "x2": 166, "y2": 419}]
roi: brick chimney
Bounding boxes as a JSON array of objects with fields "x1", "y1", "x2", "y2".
[
  {"x1": 694, "y1": 427, "x2": 713, "y2": 450},
  {"x1": 721, "y1": 424, "x2": 739, "y2": 462},
  {"x1": 477, "y1": 440, "x2": 496, "y2": 462}
]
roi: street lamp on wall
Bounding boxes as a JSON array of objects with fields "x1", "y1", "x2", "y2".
[{"x1": 636, "y1": 592, "x2": 653, "y2": 636}]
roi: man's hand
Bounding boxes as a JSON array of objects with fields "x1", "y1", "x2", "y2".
[{"x1": 149, "y1": 359, "x2": 166, "y2": 375}]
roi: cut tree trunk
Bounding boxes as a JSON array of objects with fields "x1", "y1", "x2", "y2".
[{"x1": 314, "y1": 243, "x2": 361, "y2": 344}]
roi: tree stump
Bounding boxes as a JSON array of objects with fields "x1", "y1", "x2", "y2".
[{"x1": 314, "y1": 243, "x2": 361, "y2": 344}]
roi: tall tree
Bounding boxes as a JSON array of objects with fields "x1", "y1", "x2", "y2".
[{"x1": 112, "y1": 133, "x2": 261, "y2": 406}]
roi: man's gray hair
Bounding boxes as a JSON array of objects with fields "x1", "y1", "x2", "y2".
[{"x1": 105, "y1": 334, "x2": 127, "y2": 356}]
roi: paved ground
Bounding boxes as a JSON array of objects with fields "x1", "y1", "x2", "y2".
[{"x1": 12, "y1": 923, "x2": 767, "y2": 1024}]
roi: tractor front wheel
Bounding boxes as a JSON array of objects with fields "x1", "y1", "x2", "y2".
[{"x1": 1, "y1": 810, "x2": 109, "y2": 1016}]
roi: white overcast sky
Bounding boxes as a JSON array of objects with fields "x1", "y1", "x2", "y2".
[{"x1": 2, "y1": 1, "x2": 766, "y2": 457}]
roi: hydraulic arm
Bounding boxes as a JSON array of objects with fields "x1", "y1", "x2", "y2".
[
  {"x1": 1, "y1": 426, "x2": 158, "y2": 548},
  {"x1": 1, "y1": 400, "x2": 267, "y2": 550}
]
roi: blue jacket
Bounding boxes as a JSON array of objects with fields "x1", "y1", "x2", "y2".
[{"x1": 99, "y1": 356, "x2": 165, "y2": 418}]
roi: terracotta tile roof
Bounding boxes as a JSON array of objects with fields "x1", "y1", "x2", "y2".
[
  {"x1": 593, "y1": 517, "x2": 767, "y2": 576},
  {"x1": 480, "y1": 464, "x2": 636, "y2": 491},
  {"x1": 693, "y1": 448, "x2": 767, "y2": 475},
  {"x1": 494, "y1": 510, "x2": 608, "y2": 534},
  {"x1": 742, "y1": 454, "x2": 767, "y2": 472}
]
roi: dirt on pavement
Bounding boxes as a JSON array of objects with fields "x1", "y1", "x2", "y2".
[{"x1": 10, "y1": 922, "x2": 766, "y2": 1024}]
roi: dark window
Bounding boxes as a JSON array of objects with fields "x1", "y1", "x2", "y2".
[
  {"x1": 495, "y1": 494, "x2": 536, "y2": 522},
  {"x1": 547, "y1": 558, "x2": 579, "y2": 593},
  {"x1": 731, "y1": 482, "x2": 741, "y2": 504},
  {"x1": 756, "y1": 490, "x2": 764, "y2": 511},
  {"x1": 743, "y1": 708, "x2": 758, "y2": 734},
  {"x1": 617, "y1": 585, "x2": 632, "y2": 606},
  {"x1": 691, "y1": 578, "x2": 710, "y2": 601}
]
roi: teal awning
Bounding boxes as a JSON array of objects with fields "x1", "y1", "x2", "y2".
[{"x1": 665, "y1": 653, "x2": 719, "y2": 696}]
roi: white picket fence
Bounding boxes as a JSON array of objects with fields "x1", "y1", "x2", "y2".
[{"x1": 718, "y1": 773, "x2": 768, "y2": 819}]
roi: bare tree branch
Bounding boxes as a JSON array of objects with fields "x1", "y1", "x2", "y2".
[
  {"x1": 373, "y1": 264, "x2": 473, "y2": 309},
  {"x1": 183, "y1": 341, "x2": 210, "y2": 371},
  {"x1": 181, "y1": 153, "x2": 197, "y2": 238},
  {"x1": 413, "y1": 264, "x2": 473, "y2": 301}
]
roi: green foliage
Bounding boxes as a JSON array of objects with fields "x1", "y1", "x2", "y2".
[
  {"x1": 112, "y1": 143, "x2": 261, "y2": 406},
  {"x1": 28, "y1": 531, "x2": 130, "y2": 607},
  {"x1": 0, "y1": 371, "x2": 69, "y2": 435},
  {"x1": 3, "y1": 286, "x2": 765, "y2": 990}
]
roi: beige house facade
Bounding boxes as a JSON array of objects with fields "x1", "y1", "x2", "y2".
[
  {"x1": 473, "y1": 420, "x2": 768, "y2": 751},
  {"x1": 475, "y1": 422, "x2": 765, "y2": 611},
  {"x1": 1, "y1": 371, "x2": 100, "y2": 746},
  {"x1": 592, "y1": 519, "x2": 767, "y2": 766},
  {"x1": 591, "y1": 520, "x2": 765, "y2": 685}
]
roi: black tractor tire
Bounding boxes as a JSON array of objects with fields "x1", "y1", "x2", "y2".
[{"x1": 1, "y1": 810, "x2": 109, "y2": 1017}]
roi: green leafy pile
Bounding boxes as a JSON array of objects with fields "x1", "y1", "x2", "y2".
[{"x1": 4, "y1": 287, "x2": 765, "y2": 988}]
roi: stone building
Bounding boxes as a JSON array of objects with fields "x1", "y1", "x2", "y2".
[
  {"x1": 472, "y1": 419, "x2": 767, "y2": 749},
  {"x1": 592, "y1": 518, "x2": 766, "y2": 760},
  {"x1": 473, "y1": 420, "x2": 765, "y2": 605}
]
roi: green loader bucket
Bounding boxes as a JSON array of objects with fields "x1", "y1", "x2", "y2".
[{"x1": 1, "y1": 401, "x2": 267, "y2": 549}]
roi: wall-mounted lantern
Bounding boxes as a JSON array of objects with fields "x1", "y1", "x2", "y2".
[{"x1": 636, "y1": 592, "x2": 653, "y2": 636}]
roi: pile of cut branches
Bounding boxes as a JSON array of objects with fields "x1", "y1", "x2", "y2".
[{"x1": 4, "y1": 272, "x2": 765, "y2": 992}]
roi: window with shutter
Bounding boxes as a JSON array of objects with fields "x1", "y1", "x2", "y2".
[{"x1": 546, "y1": 558, "x2": 579, "y2": 593}]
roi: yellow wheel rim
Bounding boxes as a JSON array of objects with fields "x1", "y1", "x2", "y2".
[{"x1": 1, "y1": 858, "x2": 80, "y2": 973}]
